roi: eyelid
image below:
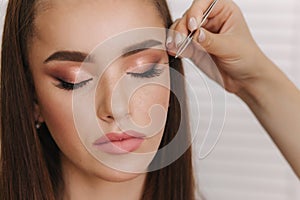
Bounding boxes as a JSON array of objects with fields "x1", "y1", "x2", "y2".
[
  {"x1": 55, "y1": 78, "x2": 93, "y2": 91},
  {"x1": 48, "y1": 65, "x2": 94, "y2": 90},
  {"x1": 126, "y1": 63, "x2": 155, "y2": 74},
  {"x1": 125, "y1": 53, "x2": 167, "y2": 70},
  {"x1": 52, "y1": 67, "x2": 93, "y2": 84}
]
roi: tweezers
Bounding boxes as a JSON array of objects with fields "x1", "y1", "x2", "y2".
[{"x1": 175, "y1": 0, "x2": 220, "y2": 58}]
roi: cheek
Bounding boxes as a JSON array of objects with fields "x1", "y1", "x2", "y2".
[
  {"x1": 130, "y1": 84, "x2": 170, "y2": 153},
  {"x1": 130, "y1": 84, "x2": 170, "y2": 127},
  {"x1": 36, "y1": 84, "x2": 81, "y2": 150}
]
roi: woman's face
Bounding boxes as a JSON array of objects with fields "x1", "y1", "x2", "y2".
[{"x1": 29, "y1": 0, "x2": 170, "y2": 181}]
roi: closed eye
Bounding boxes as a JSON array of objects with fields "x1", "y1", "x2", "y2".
[
  {"x1": 56, "y1": 78, "x2": 93, "y2": 91},
  {"x1": 126, "y1": 64, "x2": 164, "y2": 78}
]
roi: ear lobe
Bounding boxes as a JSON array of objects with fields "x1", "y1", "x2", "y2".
[{"x1": 34, "y1": 102, "x2": 44, "y2": 123}]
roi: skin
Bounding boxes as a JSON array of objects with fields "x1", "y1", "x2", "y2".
[
  {"x1": 168, "y1": 0, "x2": 300, "y2": 178},
  {"x1": 29, "y1": 0, "x2": 170, "y2": 199}
]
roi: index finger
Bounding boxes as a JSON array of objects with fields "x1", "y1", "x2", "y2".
[{"x1": 185, "y1": 0, "x2": 226, "y2": 31}]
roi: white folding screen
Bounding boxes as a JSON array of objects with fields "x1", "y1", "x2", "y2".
[{"x1": 167, "y1": 0, "x2": 300, "y2": 200}]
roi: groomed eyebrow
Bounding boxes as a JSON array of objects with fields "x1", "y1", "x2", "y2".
[
  {"x1": 44, "y1": 39, "x2": 164, "y2": 64},
  {"x1": 122, "y1": 39, "x2": 163, "y2": 57},
  {"x1": 44, "y1": 51, "x2": 93, "y2": 64}
]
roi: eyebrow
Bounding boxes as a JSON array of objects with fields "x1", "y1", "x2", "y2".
[
  {"x1": 43, "y1": 39, "x2": 164, "y2": 64},
  {"x1": 44, "y1": 51, "x2": 92, "y2": 64},
  {"x1": 121, "y1": 39, "x2": 163, "y2": 57}
]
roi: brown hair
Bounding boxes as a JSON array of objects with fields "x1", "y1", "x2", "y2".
[{"x1": 0, "y1": 0, "x2": 195, "y2": 199}]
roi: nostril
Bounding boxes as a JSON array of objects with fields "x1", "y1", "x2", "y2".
[{"x1": 98, "y1": 114, "x2": 115, "y2": 123}]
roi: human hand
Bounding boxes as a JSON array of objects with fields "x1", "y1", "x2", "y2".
[{"x1": 167, "y1": 0, "x2": 271, "y2": 95}]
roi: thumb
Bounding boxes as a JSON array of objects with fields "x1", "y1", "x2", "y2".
[{"x1": 197, "y1": 28, "x2": 230, "y2": 56}]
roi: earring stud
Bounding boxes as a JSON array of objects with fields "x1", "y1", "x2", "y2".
[{"x1": 35, "y1": 122, "x2": 41, "y2": 129}]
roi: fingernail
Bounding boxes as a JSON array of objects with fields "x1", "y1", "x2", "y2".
[
  {"x1": 175, "y1": 33, "x2": 183, "y2": 47},
  {"x1": 198, "y1": 29, "x2": 206, "y2": 43},
  {"x1": 188, "y1": 17, "x2": 198, "y2": 31},
  {"x1": 166, "y1": 36, "x2": 173, "y2": 48}
]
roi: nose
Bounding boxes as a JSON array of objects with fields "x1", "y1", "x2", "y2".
[{"x1": 96, "y1": 69, "x2": 130, "y2": 124}]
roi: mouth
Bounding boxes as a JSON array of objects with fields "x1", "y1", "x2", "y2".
[{"x1": 93, "y1": 130, "x2": 145, "y2": 154}]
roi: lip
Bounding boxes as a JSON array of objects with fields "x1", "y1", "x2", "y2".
[{"x1": 93, "y1": 130, "x2": 145, "y2": 154}]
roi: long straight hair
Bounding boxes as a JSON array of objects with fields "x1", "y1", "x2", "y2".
[{"x1": 0, "y1": 0, "x2": 195, "y2": 199}]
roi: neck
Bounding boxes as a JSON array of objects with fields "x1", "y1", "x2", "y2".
[{"x1": 61, "y1": 155, "x2": 147, "y2": 200}]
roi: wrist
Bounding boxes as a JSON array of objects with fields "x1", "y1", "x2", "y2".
[{"x1": 235, "y1": 54, "x2": 288, "y2": 108}]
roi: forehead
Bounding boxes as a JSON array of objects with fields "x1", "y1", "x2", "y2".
[{"x1": 33, "y1": 0, "x2": 165, "y2": 53}]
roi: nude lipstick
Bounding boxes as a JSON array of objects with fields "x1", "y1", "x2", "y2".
[{"x1": 93, "y1": 130, "x2": 145, "y2": 154}]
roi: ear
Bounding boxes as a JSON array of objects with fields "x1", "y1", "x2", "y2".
[{"x1": 34, "y1": 102, "x2": 45, "y2": 123}]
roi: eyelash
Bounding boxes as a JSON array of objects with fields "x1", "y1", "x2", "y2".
[
  {"x1": 57, "y1": 78, "x2": 93, "y2": 91},
  {"x1": 126, "y1": 64, "x2": 164, "y2": 78},
  {"x1": 56, "y1": 65, "x2": 163, "y2": 91}
]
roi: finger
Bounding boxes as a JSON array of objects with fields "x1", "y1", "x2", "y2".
[
  {"x1": 203, "y1": 18, "x2": 224, "y2": 34},
  {"x1": 166, "y1": 17, "x2": 190, "y2": 55},
  {"x1": 185, "y1": 0, "x2": 205, "y2": 32},
  {"x1": 185, "y1": 0, "x2": 223, "y2": 32},
  {"x1": 166, "y1": 19, "x2": 181, "y2": 53},
  {"x1": 194, "y1": 28, "x2": 233, "y2": 57},
  {"x1": 202, "y1": 1, "x2": 234, "y2": 33},
  {"x1": 172, "y1": 15, "x2": 190, "y2": 48},
  {"x1": 169, "y1": 18, "x2": 181, "y2": 31},
  {"x1": 168, "y1": 0, "x2": 213, "y2": 47}
]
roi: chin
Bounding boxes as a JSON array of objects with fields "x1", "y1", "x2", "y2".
[{"x1": 94, "y1": 165, "x2": 146, "y2": 183}]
